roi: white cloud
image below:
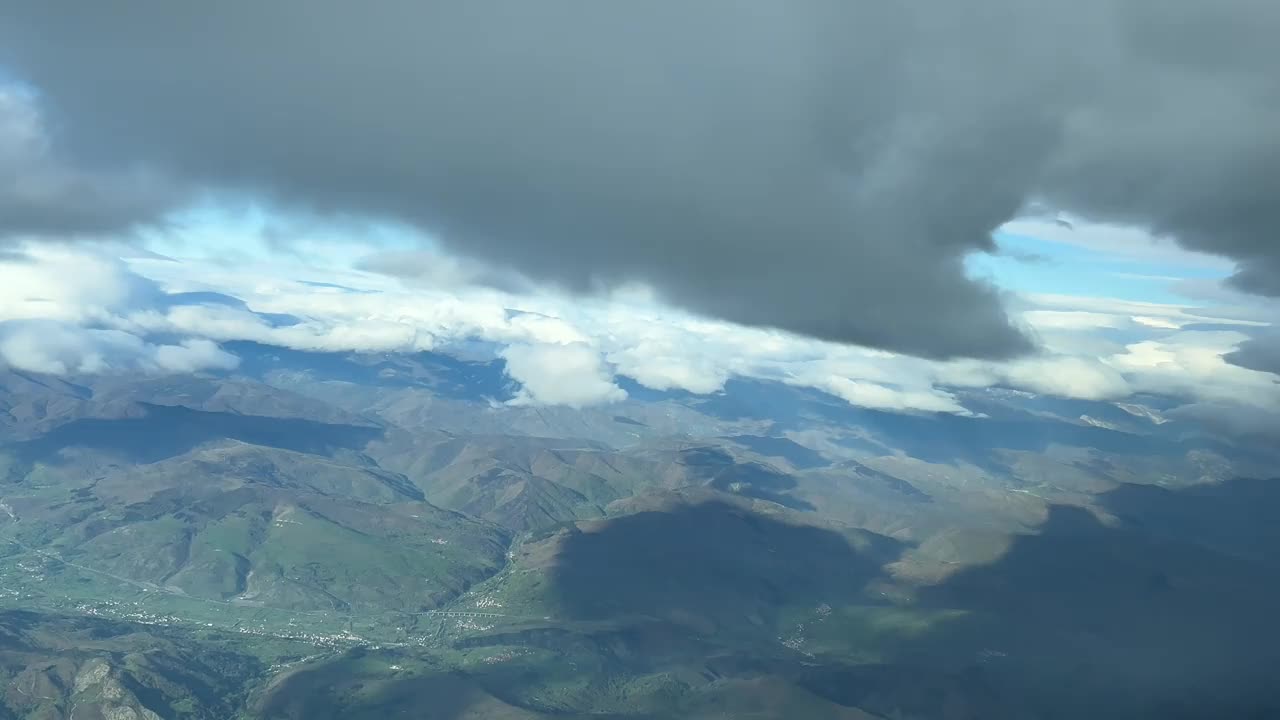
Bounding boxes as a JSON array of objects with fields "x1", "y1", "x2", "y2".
[
  {"x1": 142, "y1": 303, "x2": 437, "y2": 354},
  {"x1": 774, "y1": 351, "x2": 973, "y2": 414},
  {"x1": 125, "y1": 257, "x2": 595, "y2": 354},
  {"x1": 1022, "y1": 310, "x2": 1129, "y2": 331},
  {"x1": 795, "y1": 374, "x2": 969, "y2": 414},
  {"x1": 0, "y1": 245, "x2": 155, "y2": 324},
  {"x1": 1108, "y1": 331, "x2": 1280, "y2": 410},
  {"x1": 7, "y1": 238, "x2": 1276, "y2": 440},
  {"x1": 609, "y1": 342, "x2": 730, "y2": 395},
  {"x1": 598, "y1": 315, "x2": 740, "y2": 395},
  {"x1": 120, "y1": 246, "x2": 1280, "y2": 425},
  {"x1": 935, "y1": 354, "x2": 1131, "y2": 402},
  {"x1": 500, "y1": 342, "x2": 627, "y2": 408},
  {"x1": 0, "y1": 247, "x2": 239, "y2": 377},
  {"x1": 0, "y1": 320, "x2": 238, "y2": 375},
  {"x1": 506, "y1": 312, "x2": 590, "y2": 346},
  {"x1": 1003, "y1": 356, "x2": 1131, "y2": 401},
  {"x1": 1132, "y1": 316, "x2": 1182, "y2": 330},
  {"x1": 151, "y1": 339, "x2": 242, "y2": 374}
]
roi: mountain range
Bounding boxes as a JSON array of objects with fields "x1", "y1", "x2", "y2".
[{"x1": 1, "y1": 346, "x2": 1278, "y2": 718}]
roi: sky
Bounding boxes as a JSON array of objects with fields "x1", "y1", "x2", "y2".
[{"x1": 0, "y1": 1, "x2": 1277, "y2": 445}]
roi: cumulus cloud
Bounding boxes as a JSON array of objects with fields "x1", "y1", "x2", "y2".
[
  {"x1": 506, "y1": 312, "x2": 590, "y2": 347},
  {"x1": 7, "y1": 2, "x2": 1272, "y2": 357},
  {"x1": 150, "y1": 339, "x2": 241, "y2": 374},
  {"x1": 936, "y1": 354, "x2": 1131, "y2": 402},
  {"x1": 0, "y1": 244, "x2": 161, "y2": 324},
  {"x1": 608, "y1": 343, "x2": 730, "y2": 396},
  {"x1": 0, "y1": 246, "x2": 241, "y2": 376},
  {"x1": 500, "y1": 343, "x2": 626, "y2": 408},
  {"x1": 0, "y1": 319, "x2": 237, "y2": 375},
  {"x1": 595, "y1": 313, "x2": 756, "y2": 395}
]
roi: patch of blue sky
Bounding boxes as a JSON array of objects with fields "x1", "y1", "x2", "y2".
[
  {"x1": 139, "y1": 198, "x2": 421, "y2": 269},
  {"x1": 0, "y1": 67, "x2": 38, "y2": 94},
  {"x1": 968, "y1": 231, "x2": 1230, "y2": 304}
]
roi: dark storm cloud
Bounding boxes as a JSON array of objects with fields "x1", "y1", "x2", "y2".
[
  {"x1": 1226, "y1": 332, "x2": 1280, "y2": 376},
  {"x1": 0, "y1": 1, "x2": 1277, "y2": 358},
  {"x1": 1037, "y1": 0, "x2": 1280, "y2": 298},
  {"x1": 0, "y1": 86, "x2": 181, "y2": 237}
]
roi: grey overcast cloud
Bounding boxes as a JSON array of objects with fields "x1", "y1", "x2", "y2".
[{"x1": 2, "y1": 1, "x2": 1278, "y2": 358}]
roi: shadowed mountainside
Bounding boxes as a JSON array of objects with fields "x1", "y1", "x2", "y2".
[
  {"x1": 887, "y1": 476, "x2": 1280, "y2": 719},
  {"x1": 11, "y1": 403, "x2": 383, "y2": 466},
  {"x1": 540, "y1": 495, "x2": 895, "y2": 631}
]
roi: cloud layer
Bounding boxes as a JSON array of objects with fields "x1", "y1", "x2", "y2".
[
  {"x1": 0, "y1": 243, "x2": 1276, "y2": 445},
  {"x1": 3, "y1": 2, "x2": 1276, "y2": 358},
  {"x1": 0, "y1": 86, "x2": 177, "y2": 237},
  {"x1": 0, "y1": 246, "x2": 240, "y2": 375}
]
